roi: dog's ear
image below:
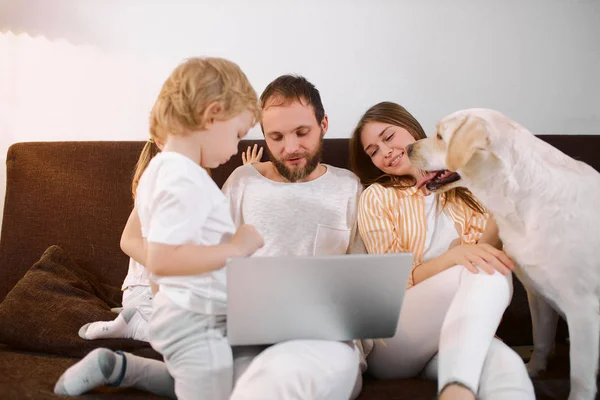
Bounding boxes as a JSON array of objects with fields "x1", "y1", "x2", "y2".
[{"x1": 445, "y1": 116, "x2": 490, "y2": 171}]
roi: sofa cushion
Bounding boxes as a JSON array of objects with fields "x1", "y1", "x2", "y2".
[{"x1": 0, "y1": 245, "x2": 155, "y2": 357}]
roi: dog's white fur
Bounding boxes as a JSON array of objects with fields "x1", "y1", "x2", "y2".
[{"x1": 408, "y1": 108, "x2": 600, "y2": 400}]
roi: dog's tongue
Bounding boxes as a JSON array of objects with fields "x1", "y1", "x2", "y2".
[{"x1": 417, "y1": 171, "x2": 439, "y2": 190}]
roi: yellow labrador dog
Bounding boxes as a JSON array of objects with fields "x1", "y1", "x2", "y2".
[{"x1": 406, "y1": 108, "x2": 599, "y2": 400}]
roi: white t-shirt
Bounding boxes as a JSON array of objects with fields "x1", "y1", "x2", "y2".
[
  {"x1": 135, "y1": 152, "x2": 236, "y2": 315},
  {"x1": 422, "y1": 194, "x2": 460, "y2": 262},
  {"x1": 121, "y1": 258, "x2": 149, "y2": 290},
  {"x1": 222, "y1": 163, "x2": 365, "y2": 256}
]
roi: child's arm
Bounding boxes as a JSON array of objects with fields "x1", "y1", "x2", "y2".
[
  {"x1": 147, "y1": 224, "x2": 263, "y2": 277},
  {"x1": 146, "y1": 164, "x2": 263, "y2": 277},
  {"x1": 120, "y1": 206, "x2": 147, "y2": 265},
  {"x1": 241, "y1": 144, "x2": 263, "y2": 165}
]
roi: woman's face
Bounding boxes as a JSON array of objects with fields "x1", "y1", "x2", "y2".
[{"x1": 360, "y1": 121, "x2": 418, "y2": 177}]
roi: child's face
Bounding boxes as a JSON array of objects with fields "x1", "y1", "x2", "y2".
[{"x1": 201, "y1": 110, "x2": 254, "y2": 168}]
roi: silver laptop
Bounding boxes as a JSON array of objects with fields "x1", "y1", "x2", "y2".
[{"x1": 226, "y1": 253, "x2": 413, "y2": 346}]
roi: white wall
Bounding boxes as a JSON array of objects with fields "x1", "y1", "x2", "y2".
[{"x1": 1, "y1": 0, "x2": 599, "y2": 231}]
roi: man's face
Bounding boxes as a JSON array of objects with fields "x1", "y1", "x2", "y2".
[{"x1": 261, "y1": 98, "x2": 327, "y2": 182}]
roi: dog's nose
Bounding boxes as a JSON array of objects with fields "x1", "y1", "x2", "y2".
[{"x1": 406, "y1": 144, "x2": 413, "y2": 157}]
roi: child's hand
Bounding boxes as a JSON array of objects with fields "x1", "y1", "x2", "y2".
[
  {"x1": 231, "y1": 224, "x2": 264, "y2": 256},
  {"x1": 241, "y1": 144, "x2": 264, "y2": 165}
]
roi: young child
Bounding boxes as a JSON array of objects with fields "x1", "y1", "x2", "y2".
[
  {"x1": 141, "y1": 57, "x2": 264, "y2": 400},
  {"x1": 56, "y1": 57, "x2": 264, "y2": 400},
  {"x1": 78, "y1": 139, "x2": 161, "y2": 342}
]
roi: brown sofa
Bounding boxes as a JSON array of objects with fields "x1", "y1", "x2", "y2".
[{"x1": 0, "y1": 136, "x2": 597, "y2": 399}]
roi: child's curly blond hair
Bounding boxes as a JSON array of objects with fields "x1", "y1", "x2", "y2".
[
  {"x1": 149, "y1": 57, "x2": 260, "y2": 141},
  {"x1": 131, "y1": 57, "x2": 259, "y2": 198}
]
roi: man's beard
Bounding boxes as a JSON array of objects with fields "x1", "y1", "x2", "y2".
[{"x1": 267, "y1": 134, "x2": 324, "y2": 182}]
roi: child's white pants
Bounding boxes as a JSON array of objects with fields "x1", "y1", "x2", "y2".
[{"x1": 149, "y1": 291, "x2": 232, "y2": 400}]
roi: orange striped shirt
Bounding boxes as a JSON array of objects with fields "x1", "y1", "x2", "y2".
[{"x1": 357, "y1": 183, "x2": 488, "y2": 288}]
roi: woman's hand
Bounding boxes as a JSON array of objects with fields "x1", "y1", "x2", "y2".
[
  {"x1": 448, "y1": 243, "x2": 515, "y2": 275},
  {"x1": 241, "y1": 144, "x2": 264, "y2": 165}
]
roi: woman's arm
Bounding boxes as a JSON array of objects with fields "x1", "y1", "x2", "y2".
[
  {"x1": 358, "y1": 188, "x2": 512, "y2": 286},
  {"x1": 120, "y1": 207, "x2": 147, "y2": 265},
  {"x1": 413, "y1": 216, "x2": 504, "y2": 284},
  {"x1": 411, "y1": 253, "x2": 456, "y2": 285},
  {"x1": 477, "y1": 215, "x2": 503, "y2": 249},
  {"x1": 412, "y1": 244, "x2": 513, "y2": 285},
  {"x1": 358, "y1": 186, "x2": 427, "y2": 287},
  {"x1": 357, "y1": 187, "x2": 407, "y2": 255}
]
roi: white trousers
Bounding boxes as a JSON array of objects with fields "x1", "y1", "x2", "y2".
[
  {"x1": 149, "y1": 292, "x2": 232, "y2": 400},
  {"x1": 361, "y1": 265, "x2": 534, "y2": 399},
  {"x1": 112, "y1": 265, "x2": 533, "y2": 399},
  {"x1": 230, "y1": 340, "x2": 358, "y2": 400},
  {"x1": 122, "y1": 285, "x2": 153, "y2": 321},
  {"x1": 117, "y1": 338, "x2": 357, "y2": 400}
]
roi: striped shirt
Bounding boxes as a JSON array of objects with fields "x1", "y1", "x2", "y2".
[{"x1": 357, "y1": 183, "x2": 488, "y2": 287}]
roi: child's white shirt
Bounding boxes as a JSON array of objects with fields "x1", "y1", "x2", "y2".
[
  {"x1": 121, "y1": 258, "x2": 150, "y2": 290},
  {"x1": 135, "y1": 152, "x2": 235, "y2": 315}
]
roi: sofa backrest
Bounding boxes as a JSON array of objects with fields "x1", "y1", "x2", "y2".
[
  {"x1": 1, "y1": 135, "x2": 598, "y2": 345},
  {"x1": 0, "y1": 139, "x2": 349, "y2": 303}
]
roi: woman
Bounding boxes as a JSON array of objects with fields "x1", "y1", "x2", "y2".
[{"x1": 349, "y1": 102, "x2": 534, "y2": 400}]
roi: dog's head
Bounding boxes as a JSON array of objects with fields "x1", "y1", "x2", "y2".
[{"x1": 407, "y1": 109, "x2": 503, "y2": 193}]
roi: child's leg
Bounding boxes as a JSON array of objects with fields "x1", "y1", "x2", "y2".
[
  {"x1": 123, "y1": 285, "x2": 153, "y2": 321},
  {"x1": 150, "y1": 292, "x2": 233, "y2": 400},
  {"x1": 53, "y1": 346, "x2": 262, "y2": 398},
  {"x1": 79, "y1": 286, "x2": 152, "y2": 341},
  {"x1": 54, "y1": 349, "x2": 175, "y2": 398}
]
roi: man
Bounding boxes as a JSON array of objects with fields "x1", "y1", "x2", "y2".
[
  {"x1": 224, "y1": 75, "x2": 364, "y2": 399},
  {"x1": 54, "y1": 75, "x2": 364, "y2": 400}
]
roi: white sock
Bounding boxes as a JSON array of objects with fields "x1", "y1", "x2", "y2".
[
  {"x1": 79, "y1": 308, "x2": 148, "y2": 341},
  {"x1": 54, "y1": 348, "x2": 125, "y2": 395}
]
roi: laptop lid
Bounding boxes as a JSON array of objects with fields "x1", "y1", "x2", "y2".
[{"x1": 226, "y1": 253, "x2": 413, "y2": 346}]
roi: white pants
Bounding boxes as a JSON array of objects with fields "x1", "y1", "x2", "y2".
[
  {"x1": 118, "y1": 339, "x2": 357, "y2": 400},
  {"x1": 361, "y1": 265, "x2": 534, "y2": 399},
  {"x1": 230, "y1": 340, "x2": 358, "y2": 400},
  {"x1": 149, "y1": 292, "x2": 232, "y2": 400},
  {"x1": 122, "y1": 285, "x2": 153, "y2": 321}
]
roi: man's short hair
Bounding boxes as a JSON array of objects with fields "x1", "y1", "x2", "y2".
[{"x1": 260, "y1": 75, "x2": 325, "y2": 125}]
